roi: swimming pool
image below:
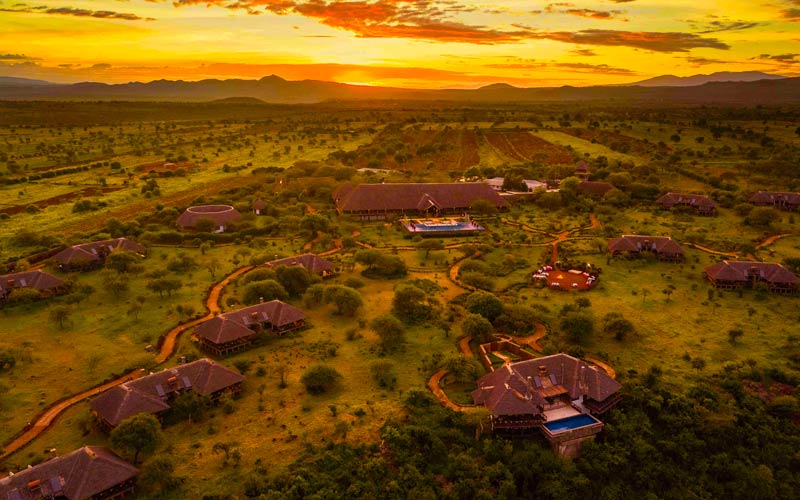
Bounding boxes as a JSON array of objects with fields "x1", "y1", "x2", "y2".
[
  {"x1": 543, "y1": 413, "x2": 599, "y2": 433},
  {"x1": 406, "y1": 222, "x2": 483, "y2": 232}
]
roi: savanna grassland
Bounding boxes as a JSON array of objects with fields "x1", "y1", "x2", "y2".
[{"x1": 1, "y1": 101, "x2": 799, "y2": 499}]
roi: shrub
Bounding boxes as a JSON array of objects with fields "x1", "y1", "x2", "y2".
[
  {"x1": 301, "y1": 365, "x2": 342, "y2": 394},
  {"x1": 242, "y1": 279, "x2": 289, "y2": 305},
  {"x1": 370, "y1": 360, "x2": 398, "y2": 389}
]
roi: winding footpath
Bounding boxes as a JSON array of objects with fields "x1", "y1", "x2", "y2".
[{"x1": 1, "y1": 265, "x2": 254, "y2": 461}]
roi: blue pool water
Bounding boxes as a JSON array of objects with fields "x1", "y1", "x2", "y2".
[
  {"x1": 408, "y1": 222, "x2": 482, "y2": 232},
  {"x1": 544, "y1": 413, "x2": 598, "y2": 433}
]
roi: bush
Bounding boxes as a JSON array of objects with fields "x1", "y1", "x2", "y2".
[
  {"x1": 370, "y1": 314, "x2": 406, "y2": 352},
  {"x1": 242, "y1": 279, "x2": 289, "y2": 305},
  {"x1": 461, "y1": 313, "x2": 494, "y2": 343},
  {"x1": 464, "y1": 291, "x2": 504, "y2": 322},
  {"x1": 301, "y1": 365, "x2": 342, "y2": 394},
  {"x1": 370, "y1": 360, "x2": 398, "y2": 389}
]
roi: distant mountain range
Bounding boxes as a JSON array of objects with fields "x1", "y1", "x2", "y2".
[
  {"x1": 627, "y1": 71, "x2": 785, "y2": 87},
  {"x1": 0, "y1": 71, "x2": 797, "y2": 104}
]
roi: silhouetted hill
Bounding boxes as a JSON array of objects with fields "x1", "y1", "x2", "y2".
[
  {"x1": 208, "y1": 96, "x2": 268, "y2": 104},
  {"x1": 0, "y1": 76, "x2": 59, "y2": 87},
  {"x1": 0, "y1": 74, "x2": 799, "y2": 104},
  {"x1": 630, "y1": 71, "x2": 785, "y2": 87}
]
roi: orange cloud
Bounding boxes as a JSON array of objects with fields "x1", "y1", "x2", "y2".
[
  {"x1": 486, "y1": 60, "x2": 636, "y2": 76},
  {"x1": 164, "y1": 0, "x2": 532, "y2": 43},
  {"x1": 529, "y1": 29, "x2": 729, "y2": 52},
  {"x1": 544, "y1": 3, "x2": 627, "y2": 21}
]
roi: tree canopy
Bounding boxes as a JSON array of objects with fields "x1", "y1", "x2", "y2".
[{"x1": 110, "y1": 413, "x2": 162, "y2": 464}]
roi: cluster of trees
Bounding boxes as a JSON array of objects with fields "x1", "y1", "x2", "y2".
[{"x1": 235, "y1": 370, "x2": 800, "y2": 500}]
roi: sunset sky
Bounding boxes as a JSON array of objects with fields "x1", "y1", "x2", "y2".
[{"x1": 1, "y1": 0, "x2": 798, "y2": 88}]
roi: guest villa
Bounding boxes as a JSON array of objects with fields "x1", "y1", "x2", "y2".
[{"x1": 472, "y1": 353, "x2": 621, "y2": 458}]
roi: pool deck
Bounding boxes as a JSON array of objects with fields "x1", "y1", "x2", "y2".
[{"x1": 544, "y1": 406, "x2": 581, "y2": 422}]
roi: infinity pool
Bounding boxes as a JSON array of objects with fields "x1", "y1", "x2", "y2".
[{"x1": 544, "y1": 413, "x2": 599, "y2": 433}]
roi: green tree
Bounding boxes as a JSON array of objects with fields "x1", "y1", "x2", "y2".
[
  {"x1": 206, "y1": 258, "x2": 220, "y2": 279},
  {"x1": 301, "y1": 365, "x2": 342, "y2": 394},
  {"x1": 560, "y1": 311, "x2": 594, "y2": 344},
  {"x1": 303, "y1": 283, "x2": 327, "y2": 308},
  {"x1": 276, "y1": 265, "x2": 316, "y2": 298},
  {"x1": 106, "y1": 250, "x2": 142, "y2": 273},
  {"x1": 49, "y1": 305, "x2": 71, "y2": 329},
  {"x1": 139, "y1": 457, "x2": 181, "y2": 493},
  {"x1": 461, "y1": 313, "x2": 494, "y2": 343},
  {"x1": 370, "y1": 360, "x2": 398, "y2": 389},
  {"x1": 728, "y1": 328, "x2": 744, "y2": 345},
  {"x1": 391, "y1": 283, "x2": 433, "y2": 323},
  {"x1": 602, "y1": 312, "x2": 635, "y2": 341},
  {"x1": 464, "y1": 291, "x2": 504, "y2": 322},
  {"x1": 110, "y1": 413, "x2": 162, "y2": 464},
  {"x1": 146, "y1": 278, "x2": 182, "y2": 298},
  {"x1": 242, "y1": 279, "x2": 289, "y2": 305},
  {"x1": 417, "y1": 239, "x2": 444, "y2": 260},
  {"x1": 444, "y1": 356, "x2": 481, "y2": 383},
  {"x1": 167, "y1": 391, "x2": 210, "y2": 424},
  {"x1": 300, "y1": 213, "x2": 330, "y2": 234},
  {"x1": 370, "y1": 314, "x2": 406, "y2": 352},
  {"x1": 323, "y1": 285, "x2": 363, "y2": 316},
  {"x1": 745, "y1": 207, "x2": 779, "y2": 227}
]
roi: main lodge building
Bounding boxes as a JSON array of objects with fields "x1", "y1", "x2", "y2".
[{"x1": 333, "y1": 183, "x2": 506, "y2": 220}]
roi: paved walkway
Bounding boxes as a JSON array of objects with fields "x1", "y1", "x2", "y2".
[{"x1": 1, "y1": 265, "x2": 253, "y2": 461}]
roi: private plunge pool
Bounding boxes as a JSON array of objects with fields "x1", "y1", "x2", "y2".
[{"x1": 543, "y1": 413, "x2": 601, "y2": 434}]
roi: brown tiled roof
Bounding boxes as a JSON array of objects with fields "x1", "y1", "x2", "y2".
[
  {"x1": 0, "y1": 270, "x2": 65, "y2": 295},
  {"x1": 53, "y1": 237, "x2": 146, "y2": 267},
  {"x1": 655, "y1": 192, "x2": 717, "y2": 208},
  {"x1": 176, "y1": 205, "x2": 241, "y2": 228},
  {"x1": 577, "y1": 181, "x2": 614, "y2": 197},
  {"x1": 90, "y1": 358, "x2": 244, "y2": 426},
  {"x1": 749, "y1": 191, "x2": 800, "y2": 205},
  {"x1": 575, "y1": 161, "x2": 589, "y2": 172},
  {"x1": 262, "y1": 254, "x2": 333, "y2": 275},
  {"x1": 705, "y1": 260, "x2": 799, "y2": 284},
  {"x1": 333, "y1": 183, "x2": 506, "y2": 212},
  {"x1": 472, "y1": 353, "x2": 621, "y2": 417},
  {"x1": 195, "y1": 301, "x2": 305, "y2": 344},
  {"x1": 608, "y1": 235, "x2": 685, "y2": 256},
  {"x1": 0, "y1": 446, "x2": 137, "y2": 500}
]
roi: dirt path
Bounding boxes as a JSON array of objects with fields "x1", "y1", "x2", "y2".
[
  {"x1": 156, "y1": 265, "x2": 252, "y2": 363},
  {"x1": 510, "y1": 323, "x2": 547, "y2": 353},
  {"x1": 1, "y1": 265, "x2": 253, "y2": 461},
  {"x1": 428, "y1": 370, "x2": 467, "y2": 412},
  {"x1": 756, "y1": 233, "x2": 793, "y2": 249},
  {"x1": 589, "y1": 213, "x2": 601, "y2": 229},
  {"x1": 688, "y1": 243, "x2": 738, "y2": 258},
  {"x1": 0, "y1": 369, "x2": 144, "y2": 461},
  {"x1": 457, "y1": 336, "x2": 473, "y2": 357}
]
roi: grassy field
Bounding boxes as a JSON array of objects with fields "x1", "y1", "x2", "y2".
[{"x1": 1, "y1": 104, "x2": 799, "y2": 497}]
